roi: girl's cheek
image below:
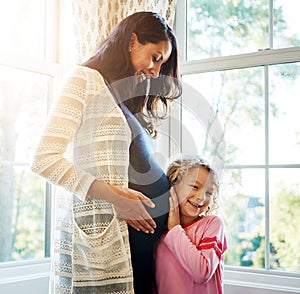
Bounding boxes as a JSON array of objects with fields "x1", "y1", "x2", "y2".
[{"x1": 178, "y1": 194, "x2": 186, "y2": 205}]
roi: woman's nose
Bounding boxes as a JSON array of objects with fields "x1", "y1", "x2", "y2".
[{"x1": 150, "y1": 64, "x2": 160, "y2": 78}]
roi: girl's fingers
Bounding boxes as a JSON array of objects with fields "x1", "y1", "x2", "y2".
[
  {"x1": 170, "y1": 186, "x2": 179, "y2": 207},
  {"x1": 169, "y1": 195, "x2": 174, "y2": 211},
  {"x1": 168, "y1": 187, "x2": 181, "y2": 230},
  {"x1": 170, "y1": 186, "x2": 176, "y2": 197}
]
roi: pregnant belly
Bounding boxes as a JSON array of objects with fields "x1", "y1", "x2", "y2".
[{"x1": 119, "y1": 102, "x2": 170, "y2": 219}]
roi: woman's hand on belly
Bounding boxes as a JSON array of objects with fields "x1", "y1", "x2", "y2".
[
  {"x1": 88, "y1": 179, "x2": 157, "y2": 234},
  {"x1": 109, "y1": 185, "x2": 157, "y2": 234}
]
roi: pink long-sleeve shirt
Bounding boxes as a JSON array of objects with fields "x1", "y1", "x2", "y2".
[{"x1": 155, "y1": 215, "x2": 227, "y2": 294}]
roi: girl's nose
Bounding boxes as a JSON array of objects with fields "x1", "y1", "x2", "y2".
[{"x1": 196, "y1": 190, "x2": 206, "y2": 201}]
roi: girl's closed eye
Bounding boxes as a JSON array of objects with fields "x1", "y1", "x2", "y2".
[{"x1": 206, "y1": 191, "x2": 213, "y2": 197}]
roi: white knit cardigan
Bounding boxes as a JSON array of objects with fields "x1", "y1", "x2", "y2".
[{"x1": 31, "y1": 66, "x2": 134, "y2": 293}]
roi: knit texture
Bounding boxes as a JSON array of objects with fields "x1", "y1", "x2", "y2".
[{"x1": 31, "y1": 66, "x2": 134, "y2": 293}]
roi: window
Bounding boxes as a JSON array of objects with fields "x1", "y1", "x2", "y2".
[
  {"x1": 0, "y1": 65, "x2": 51, "y2": 262},
  {"x1": 0, "y1": 0, "x2": 74, "y2": 265},
  {"x1": 174, "y1": 0, "x2": 300, "y2": 277},
  {"x1": 185, "y1": 0, "x2": 300, "y2": 60}
]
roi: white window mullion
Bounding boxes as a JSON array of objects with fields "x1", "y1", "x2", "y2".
[
  {"x1": 175, "y1": 0, "x2": 187, "y2": 62},
  {"x1": 264, "y1": 65, "x2": 271, "y2": 270},
  {"x1": 45, "y1": 0, "x2": 60, "y2": 63},
  {"x1": 269, "y1": 0, "x2": 274, "y2": 49},
  {"x1": 179, "y1": 46, "x2": 300, "y2": 75}
]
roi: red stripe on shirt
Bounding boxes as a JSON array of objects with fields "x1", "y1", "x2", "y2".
[{"x1": 197, "y1": 236, "x2": 226, "y2": 259}]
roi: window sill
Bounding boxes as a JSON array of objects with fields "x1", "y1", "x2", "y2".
[
  {"x1": 224, "y1": 267, "x2": 300, "y2": 293},
  {"x1": 0, "y1": 259, "x2": 50, "y2": 284},
  {"x1": 1, "y1": 261, "x2": 300, "y2": 293}
]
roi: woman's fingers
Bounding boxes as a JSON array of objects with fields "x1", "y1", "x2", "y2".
[
  {"x1": 110, "y1": 186, "x2": 157, "y2": 232},
  {"x1": 126, "y1": 218, "x2": 156, "y2": 234},
  {"x1": 138, "y1": 194, "x2": 155, "y2": 208},
  {"x1": 122, "y1": 203, "x2": 157, "y2": 233},
  {"x1": 126, "y1": 219, "x2": 141, "y2": 232}
]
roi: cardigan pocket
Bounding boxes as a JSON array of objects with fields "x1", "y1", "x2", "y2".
[{"x1": 72, "y1": 207, "x2": 133, "y2": 282}]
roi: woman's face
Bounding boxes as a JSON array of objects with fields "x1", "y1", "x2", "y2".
[
  {"x1": 174, "y1": 166, "x2": 214, "y2": 225},
  {"x1": 129, "y1": 33, "x2": 172, "y2": 82}
]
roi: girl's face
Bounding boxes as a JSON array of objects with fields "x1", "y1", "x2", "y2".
[
  {"x1": 174, "y1": 166, "x2": 214, "y2": 225},
  {"x1": 129, "y1": 33, "x2": 172, "y2": 82}
]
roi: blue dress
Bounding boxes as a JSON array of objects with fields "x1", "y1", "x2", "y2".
[{"x1": 120, "y1": 103, "x2": 170, "y2": 294}]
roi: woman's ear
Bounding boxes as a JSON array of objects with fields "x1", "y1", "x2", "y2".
[{"x1": 129, "y1": 32, "x2": 138, "y2": 52}]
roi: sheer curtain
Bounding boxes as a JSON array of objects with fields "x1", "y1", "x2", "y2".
[{"x1": 72, "y1": 0, "x2": 177, "y2": 64}]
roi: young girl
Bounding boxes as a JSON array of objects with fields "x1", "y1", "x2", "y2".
[{"x1": 155, "y1": 156, "x2": 227, "y2": 294}]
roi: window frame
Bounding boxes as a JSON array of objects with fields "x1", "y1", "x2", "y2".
[
  {"x1": 174, "y1": 0, "x2": 300, "y2": 291},
  {"x1": 0, "y1": 0, "x2": 63, "y2": 284},
  {"x1": 0, "y1": 60, "x2": 62, "y2": 283},
  {"x1": 1, "y1": 0, "x2": 299, "y2": 291}
]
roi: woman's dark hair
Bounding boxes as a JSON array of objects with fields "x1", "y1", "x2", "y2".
[{"x1": 83, "y1": 11, "x2": 182, "y2": 135}]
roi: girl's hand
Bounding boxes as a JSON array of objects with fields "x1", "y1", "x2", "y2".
[
  {"x1": 168, "y1": 186, "x2": 181, "y2": 230},
  {"x1": 108, "y1": 185, "x2": 157, "y2": 234}
]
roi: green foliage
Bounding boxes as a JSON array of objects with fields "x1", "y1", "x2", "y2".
[
  {"x1": 188, "y1": 0, "x2": 298, "y2": 59},
  {"x1": 224, "y1": 184, "x2": 300, "y2": 271},
  {"x1": 223, "y1": 192, "x2": 249, "y2": 265},
  {"x1": 0, "y1": 67, "x2": 49, "y2": 262},
  {"x1": 11, "y1": 170, "x2": 45, "y2": 261},
  {"x1": 270, "y1": 186, "x2": 300, "y2": 271},
  {"x1": 187, "y1": 0, "x2": 270, "y2": 57}
]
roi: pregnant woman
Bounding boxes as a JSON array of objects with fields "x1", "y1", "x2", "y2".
[{"x1": 31, "y1": 11, "x2": 181, "y2": 294}]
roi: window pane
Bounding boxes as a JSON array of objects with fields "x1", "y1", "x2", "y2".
[
  {"x1": 269, "y1": 168, "x2": 300, "y2": 272},
  {"x1": 221, "y1": 168, "x2": 265, "y2": 268},
  {"x1": 0, "y1": 65, "x2": 50, "y2": 262},
  {"x1": 182, "y1": 67, "x2": 265, "y2": 165},
  {"x1": 187, "y1": 0, "x2": 269, "y2": 60},
  {"x1": 269, "y1": 63, "x2": 300, "y2": 164},
  {"x1": 0, "y1": 0, "x2": 46, "y2": 61},
  {"x1": 274, "y1": 0, "x2": 300, "y2": 48}
]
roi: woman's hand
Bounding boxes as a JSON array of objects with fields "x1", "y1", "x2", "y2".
[
  {"x1": 109, "y1": 185, "x2": 157, "y2": 234},
  {"x1": 168, "y1": 186, "x2": 181, "y2": 230},
  {"x1": 88, "y1": 180, "x2": 156, "y2": 233}
]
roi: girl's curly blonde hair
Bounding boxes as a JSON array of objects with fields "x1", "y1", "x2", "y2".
[{"x1": 166, "y1": 155, "x2": 220, "y2": 215}]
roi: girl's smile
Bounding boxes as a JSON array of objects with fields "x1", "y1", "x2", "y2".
[{"x1": 187, "y1": 199, "x2": 205, "y2": 209}]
